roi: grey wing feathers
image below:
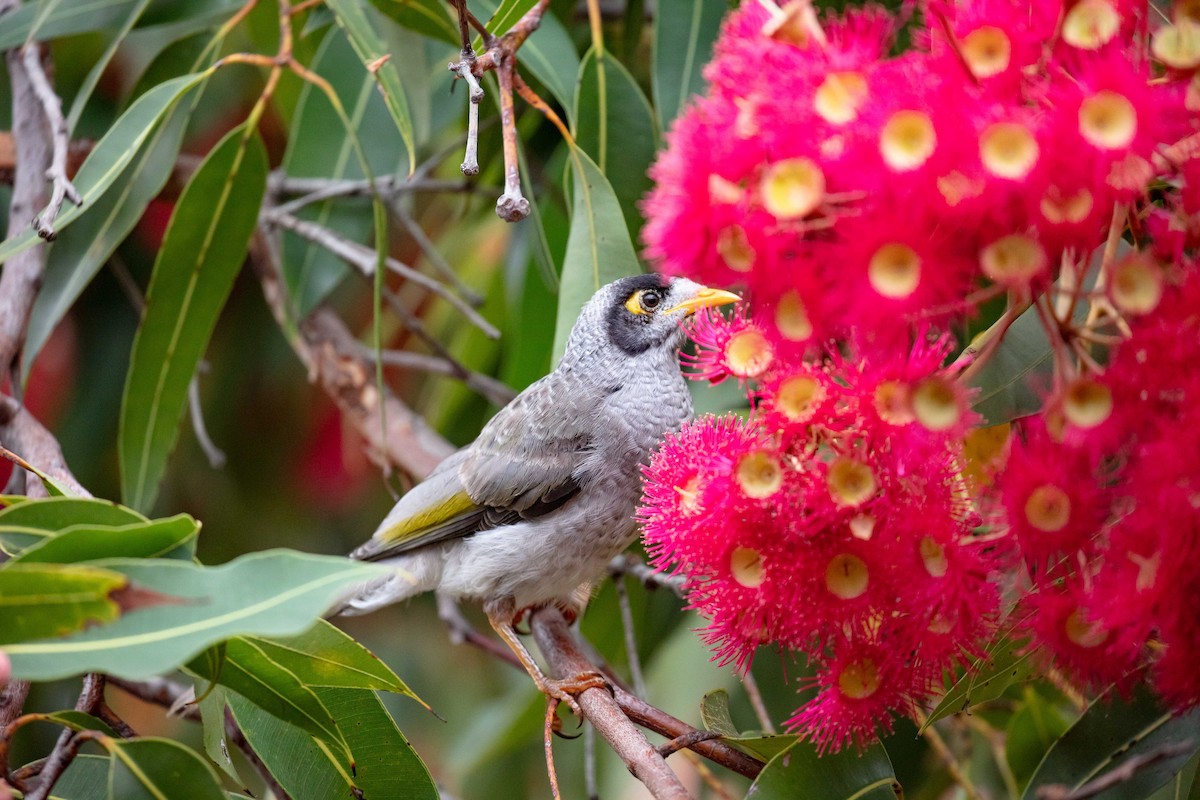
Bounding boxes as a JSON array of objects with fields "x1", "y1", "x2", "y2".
[{"x1": 459, "y1": 373, "x2": 597, "y2": 513}]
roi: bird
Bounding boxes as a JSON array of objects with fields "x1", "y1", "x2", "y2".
[{"x1": 338, "y1": 274, "x2": 740, "y2": 710}]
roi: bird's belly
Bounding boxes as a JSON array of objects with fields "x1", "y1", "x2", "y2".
[{"x1": 436, "y1": 478, "x2": 640, "y2": 610}]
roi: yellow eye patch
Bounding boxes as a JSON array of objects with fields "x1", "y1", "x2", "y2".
[{"x1": 625, "y1": 289, "x2": 664, "y2": 315}]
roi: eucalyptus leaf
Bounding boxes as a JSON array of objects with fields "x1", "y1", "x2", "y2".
[
  {"x1": 366, "y1": 0, "x2": 458, "y2": 44},
  {"x1": 924, "y1": 633, "x2": 1035, "y2": 729},
  {"x1": 189, "y1": 638, "x2": 352, "y2": 760},
  {"x1": 25, "y1": 96, "x2": 192, "y2": 376},
  {"x1": 326, "y1": 0, "x2": 416, "y2": 174},
  {"x1": 700, "y1": 688, "x2": 739, "y2": 737},
  {"x1": 746, "y1": 739, "x2": 902, "y2": 800},
  {"x1": 104, "y1": 737, "x2": 227, "y2": 800},
  {"x1": 0, "y1": 0, "x2": 143, "y2": 48},
  {"x1": 230, "y1": 687, "x2": 437, "y2": 800},
  {"x1": 652, "y1": 0, "x2": 725, "y2": 134},
  {"x1": 574, "y1": 47, "x2": 658, "y2": 237},
  {"x1": 4, "y1": 549, "x2": 384, "y2": 681},
  {"x1": 281, "y1": 28, "x2": 405, "y2": 314},
  {"x1": 249, "y1": 619, "x2": 420, "y2": 697},
  {"x1": 551, "y1": 146, "x2": 641, "y2": 363},
  {"x1": 1023, "y1": 688, "x2": 1200, "y2": 800},
  {"x1": 0, "y1": 72, "x2": 209, "y2": 265},
  {"x1": 0, "y1": 562, "x2": 128, "y2": 645},
  {"x1": 119, "y1": 123, "x2": 267, "y2": 513},
  {"x1": 10, "y1": 514, "x2": 199, "y2": 564}
]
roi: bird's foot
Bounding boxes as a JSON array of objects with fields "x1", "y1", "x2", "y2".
[{"x1": 537, "y1": 670, "x2": 610, "y2": 718}]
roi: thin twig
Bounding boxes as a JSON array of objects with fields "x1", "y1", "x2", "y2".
[
  {"x1": 393, "y1": 204, "x2": 484, "y2": 305},
  {"x1": 613, "y1": 573, "x2": 648, "y2": 698},
  {"x1": 263, "y1": 209, "x2": 500, "y2": 339},
  {"x1": 187, "y1": 372, "x2": 227, "y2": 469},
  {"x1": 658, "y1": 730, "x2": 725, "y2": 759},
  {"x1": 345, "y1": 341, "x2": 516, "y2": 407},
  {"x1": 107, "y1": 677, "x2": 200, "y2": 721},
  {"x1": 583, "y1": 722, "x2": 599, "y2": 800},
  {"x1": 20, "y1": 44, "x2": 80, "y2": 241},
  {"x1": 741, "y1": 671, "x2": 776, "y2": 735},
  {"x1": 269, "y1": 174, "x2": 491, "y2": 209},
  {"x1": 915, "y1": 712, "x2": 983, "y2": 800},
  {"x1": 1036, "y1": 740, "x2": 1195, "y2": 800},
  {"x1": 609, "y1": 553, "x2": 688, "y2": 596}
]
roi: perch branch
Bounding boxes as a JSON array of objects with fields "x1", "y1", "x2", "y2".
[{"x1": 531, "y1": 607, "x2": 692, "y2": 800}]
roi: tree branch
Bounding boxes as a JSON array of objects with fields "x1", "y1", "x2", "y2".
[
  {"x1": 1035, "y1": 740, "x2": 1196, "y2": 800},
  {"x1": 530, "y1": 607, "x2": 692, "y2": 800},
  {"x1": 249, "y1": 230, "x2": 455, "y2": 481}
]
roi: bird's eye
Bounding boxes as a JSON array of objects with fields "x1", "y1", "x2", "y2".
[{"x1": 624, "y1": 288, "x2": 664, "y2": 315}]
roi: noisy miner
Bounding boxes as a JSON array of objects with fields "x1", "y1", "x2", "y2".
[{"x1": 339, "y1": 274, "x2": 740, "y2": 709}]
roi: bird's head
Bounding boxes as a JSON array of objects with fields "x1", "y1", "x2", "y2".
[{"x1": 567, "y1": 275, "x2": 740, "y2": 360}]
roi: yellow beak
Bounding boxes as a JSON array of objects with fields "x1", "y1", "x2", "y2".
[{"x1": 662, "y1": 286, "x2": 742, "y2": 317}]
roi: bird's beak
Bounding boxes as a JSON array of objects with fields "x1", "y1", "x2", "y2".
[{"x1": 662, "y1": 286, "x2": 742, "y2": 317}]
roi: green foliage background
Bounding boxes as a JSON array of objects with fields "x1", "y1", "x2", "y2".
[{"x1": 1, "y1": 1, "x2": 1198, "y2": 798}]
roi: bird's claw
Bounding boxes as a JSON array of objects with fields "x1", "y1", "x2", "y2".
[{"x1": 539, "y1": 671, "x2": 609, "y2": 719}]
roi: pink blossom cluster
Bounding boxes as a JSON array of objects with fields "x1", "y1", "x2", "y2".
[{"x1": 639, "y1": 0, "x2": 1200, "y2": 751}]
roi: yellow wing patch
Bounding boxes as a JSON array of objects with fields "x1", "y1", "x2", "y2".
[{"x1": 378, "y1": 490, "x2": 478, "y2": 544}]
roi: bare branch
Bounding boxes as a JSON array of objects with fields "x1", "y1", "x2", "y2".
[
  {"x1": 262, "y1": 209, "x2": 500, "y2": 339},
  {"x1": 249, "y1": 230, "x2": 455, "y2": 480},
  {"x1": 393, "y1": 204, "x2": 484, "y2": 306},
  {"x1": 613, "y1": 574, "x2": 648, "y2": 698},
  {"x1": 24, "y1": 675, "x2": 105, "y2": 800},
  {"x1": 530, "y1": 607, "x2": 692, "y2": 800},
  {"x1": 20, "y1": 44, "x2": 80, "y2": 241},
  {"x1": 493, "y1": 55, "x2": 529, "y2": 222},
  {"x1": 345, "y1": 341, "x2": 516, "y2": 407},
  {"x1": 657, "y1": 730, "x2": 725, "y2": 760},
  {"x1": 609, "y1": 553, "x2": 688, "y2": 596}
]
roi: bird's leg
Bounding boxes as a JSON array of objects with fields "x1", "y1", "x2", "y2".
[{"x1": 484, "y1": 598, "x2": 607, "y2": 717}]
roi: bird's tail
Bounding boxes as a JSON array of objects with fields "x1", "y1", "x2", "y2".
[{"x1": 328, "y1": 552, "x2": 441, "y2": 617}]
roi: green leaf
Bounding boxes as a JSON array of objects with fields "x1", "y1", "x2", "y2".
[
  {"x1": 551, "y1": 146, "x2": 641, "y2": 363},
  {"x1": 39, "y1": 753, "x2": 109, "y2": 800},
  {"x1": 25, "y1": 99, "x2": 192, "y2": 376},
  {"x1": 574, "y1": 47, "x2": 658, "y2": 237},
  {"x1": 197, "y1": 685, "x2": 245, "y2": 783},
  {"x1": 0, "y1": 72, "x2": 209, "y2": 266},
  {"x1": 4, "y1": 549, "x2": 384, "y2": 681},
  {"x1": 0, "y1": 0, "x2": 143, "y2": 48},
  {"x1": 230, "y1": 687, "x2": 437, "y2": 800},
  {"x1": 104, "y1": 737, "x2": 227, "y2": 800},
  {"x1": 700, "y1": 688, "x2": 740, "y2": 737},
  {"x1": 0, "y1": 563, "x2": 128, "y2": 645},
  {"x1": 1023, "y1": 688, "x2": 1200, "y2": 800},
  {"x1": 968, "y1": 301, "x2": 1056, "y2": 425},
  {"x1": 652, "y1": 0, "x2": 724, "y2": 134},
  {"x1": 0, "y1": 496, "x2": 148, "y2": 553},
  {"x1": 729, "y1": 734, "x2": 800, "y2": 763},
  {"x1": 514, "y1": 8, "x2": 578, "y2": 118},
  {"x1": 281, "y1": 28, "x2": 405, "y2": 314},
  {"x1": 189, "y1": 638, "x2": 351, "y2": 760},
  {"x1": 366, "y1": 0, "x2": 458, "y2": 44},
  {"x1": 10, "y1": 514, "x2": 199, "y2": 564},
  {"x1": 746, "y1": 739, "x2": 902, "y2": 800},
  {"x1": 483, "y1": 0, "x2": 538, "y2": 38},
  {"x1": 1006, "y1": 687, "x2": 1072, "y2": 792},
  {"x1": 924, "y1": 633, "x2": 1035, "y2": 730},
  {"x1": 249, "y1": 619, "x2": 419, "y2": 696},
  {"x1": 326, "y1": 0, "x2": 416, "y2": 174},
  {"x1": 118, "y1": 123, "x2": 267, "y2": 513}
]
